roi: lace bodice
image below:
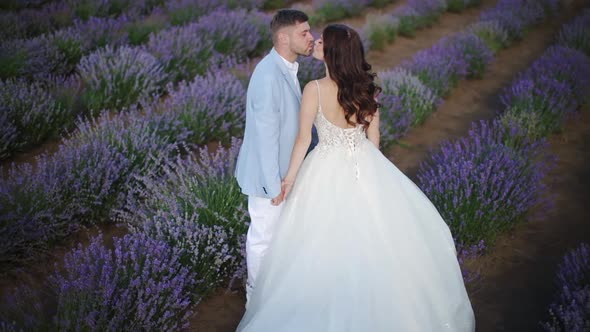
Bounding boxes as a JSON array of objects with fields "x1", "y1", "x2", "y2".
[{"x1": 312, "y1": 80, "x2": 368, "y2": 178}]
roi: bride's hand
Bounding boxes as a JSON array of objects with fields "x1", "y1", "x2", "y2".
[{"x1": 281, "y1": 179, "x2": 294, "y2": 200}]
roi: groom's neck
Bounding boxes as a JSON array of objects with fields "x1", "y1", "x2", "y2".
[{"x1": 275, "y1": 46, "x2": 297, "y2": 63}]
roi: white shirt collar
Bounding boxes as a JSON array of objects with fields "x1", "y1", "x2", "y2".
[{"x1": 278, "y1": 53, "x2": 299, "y2": 73}]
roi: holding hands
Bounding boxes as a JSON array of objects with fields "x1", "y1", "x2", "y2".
[{"x1": 270, "y1": 179, "x2": 295, "y2": 206}]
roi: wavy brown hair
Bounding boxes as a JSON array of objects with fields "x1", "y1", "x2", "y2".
[{"x1": 322, "y1": 24, "x2": 381, "y2": 129}]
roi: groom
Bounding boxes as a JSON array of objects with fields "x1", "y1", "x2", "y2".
[{"x1": 234, "y1": 9, "x2": 315, "y2": 306}]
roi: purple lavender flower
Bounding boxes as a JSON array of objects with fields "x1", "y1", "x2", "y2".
[
  {"x1": 0, "y1": 78, "x2": 68, "y2": 159},
  {"x1": 479, "y1": 0, "x2": 546, "y2": 40},
  {"x1": 145, "y1": 22, "x2": 216, "y2": 82},
  {"x1": 394, "y1": 6, "x2": 420, "y2": 37},
  {"x1": 417, "y1": 119, "x2": 552, "y2": 246},
  {"x1": 542, "y1": 243, "x2": 590, "y2": 331},
  {"x1": 116, "y1": 139, "x2": 248, "y2": 294},
  {"x1": 402, "y1": 37, "x2": 469, "y2": 97},
  {"x1": 468, "y1": 20, "x2": 510, "y2": 52},
  {"x1": 125, "y1": 7, "x2": 169, "y2": 45},
  {"x1": 24, "y1": 27, "x2": 86, "y2": 78},
  {"x1": 0, "y1": 38, "x2": 27, "y2": 79},
  {"x1": 0, "y1": 136, "x2": 131, "y2": 267},
  {"x1": 378, "y1": 94, "x2": 412, "y2": 149},
  {"x1": 0, "y1": 285, "x2": 49, "y2": 331},
  {"x1": 50, "y1": 233, "x2": 195, "y2": 331},
  {"x1": 298, "y1": 55, "x2": 326, "y2": 88},
  {"x1": 449, "y1": 32, "x2": 494, "y2": 78},
  {"x1": 165, "y1": 0, "x2": 220, "y2": 25},
  {"x1": 150, "y1": 70, "x2": 246, "y2": 145},
  {"x1": 196, "y1": 9, "x2": 271, "y2": 59},
  {"x1": 500, "y1": 46, "x2": 590, "y2": 138},
  {"x1": 361, "y1": 14, "x2": 399, "y2": 51},
  {"x1": 557, "y1": 9, "x2": 590, "y2": 55},
  {"x1": 77, "y1": 45, "x2": 167, "y2": 113},
  {"x1": 312, "y1": 0, "x2": 371, "y2": 21},
  {"x1": 379, "y1": 67, "x2": 441, "y2": 126},
  {"x1": 408, "y1": 0, "x2": 447, "y2": 17},
  {"x1": 68, "y1": 108, "x2": 183, "y2": 176},
  {"x1": 73, "y1": 15, "x2": 130, "y2": 50},
  {"x1": 0, "y1": 9, "x2": 54, "y2": 41}
]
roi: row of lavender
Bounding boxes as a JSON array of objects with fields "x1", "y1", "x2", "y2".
[
  {"x1": 376, "y1": 0, "x2": 559, "y2": 149},
  {"x1": 0, "y1": 0, "x2": 269, "y2": 42},
  {"x1": 362, "y1": 0, "x2": 481, "y2": 51},
  {"x1": 0, "y1": 5, "x2": 273, "y2": 160},
  {"x1": 0, "y1": 0, "x2": 400, "y2": 160},
  {"x1": 415, "y1": 9, "x2": 590, "y2": 330}
]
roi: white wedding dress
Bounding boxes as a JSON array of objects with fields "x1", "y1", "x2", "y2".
[{"x1": 236, "y1": 82, "x2": 475, "y2": 332}]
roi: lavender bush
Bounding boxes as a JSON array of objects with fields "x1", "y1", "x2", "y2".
[
  {"x1": 417, "y1": 120, "x2": 551, "y2": 246},
  {"x1": 195, "y1": 9, "x2": 272, "y2": 59},
  {"x1": 0, "y1": 10, "x2": 52, "y2": 41},
  {"x1": 378, "y1": 94, "x2": 412, "y2": 149},
  {"x1": 408, "y1": 0, "x2": 447, "y2": 20},
  {"x1": 125, "y1": 8, "x2": 169, "y2": 45},
  {"x1": 499, "y1": 46, "x2": 590, "y2": 138},
  {"x1": 361, "y1": 14, "x2": 399, "y2": 51},
  {"x1": 479, "y1": 0, "x2": 547, "y2": 40},
  {"x1": 166, "y1": 0, "x2": 220, "y2": 26},
  {"x1": 0, "y1": 78, "x2": 69, "y2": 159},
  {"x1": 77, "y1": 45, "x2": 167, "y2": 113},
  {"x1": 45, "y1": 1, "x2": 76, "y2": 29},
  {"x1": 0, "y1": 39, "x2": 27, "y2": 79},
  {"x1": 468, "y1": 20, "x2": 510, "y2": 53},
  {"x1": 67, "y1": 0, "x2": 133, "y2": 20},
  {"x1": 50, "y1": 233, "x2": 195, "y2": 331},
  {"x1": 69, "y1": 108, "x2": 184, "y2": 179},
  {"x1": 557, "y1": 10, "x2": 590, "y2": 55},
  {"x1": 312, "y1": 0, "x2": 371, "y2": 22},
  {"x1": 395, "y1": 7, "x2": 420, "y2": 37},
  {"x1": 298, "y1": 55, "x2": 326, "y2": 88},
  {"x1": 24, "y1": 27, "x2": 85, "y2": 78},
  {"x1": 0, "y1": 138, "x2": 130, "y2": 267},
  {"x1": 450, "y1": 32, "x2": 494, "y2": 78},
  {"x1": 117, "y1": 140, "x2": 248, "y2": 296},
  {"x1": 150, "y1": 71, "x2": 246, "y2": 145},
  {"x1": 542, "y1": 243, "x2": 590, "y2": 331},
  {"x1": 74, "y1": 15, "x2": 130, "y2": 51},
  {"x1": 379, "y1": 67, "x2": 440, "y2": 126},
  {"x1": 0, "y1": 285, "x2": 50, "y2": 331},
  {"x1": 145, "y1": 22, "x2": 216, "y2": 82},
  {"x1": 403, "y1": 37, "x2": 469, "y2": 97}
]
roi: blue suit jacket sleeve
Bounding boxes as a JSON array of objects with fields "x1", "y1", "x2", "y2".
[{"x1": 251, "y1": 74, "x2": 282, "y2": 198}]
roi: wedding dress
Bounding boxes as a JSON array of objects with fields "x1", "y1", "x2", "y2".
[{"x1": 236, "y1": 81, "x2": 475, "y2": 332}]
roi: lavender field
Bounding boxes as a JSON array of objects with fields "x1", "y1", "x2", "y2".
[{"x1": 1, "y1": 0, "x2": 589, "y2": 331}]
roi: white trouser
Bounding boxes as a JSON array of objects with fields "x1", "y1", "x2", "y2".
[{"x1": 245, "y1": 196, "x2": 284, "y2": 304}]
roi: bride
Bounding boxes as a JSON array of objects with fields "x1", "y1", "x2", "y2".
[{"x1": 236, "y1": 24, "x2": 475, "y2": 332}]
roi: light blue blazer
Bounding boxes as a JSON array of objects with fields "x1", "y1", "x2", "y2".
[{"x1": 235, "y1": 48, "x2": 315, "y2": 199}]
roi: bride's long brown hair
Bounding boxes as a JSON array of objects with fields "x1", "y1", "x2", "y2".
[{"x1": 322, "y1": 24, "x2": 381, "y2": 129}]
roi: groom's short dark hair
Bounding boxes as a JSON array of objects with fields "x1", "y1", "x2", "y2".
[{"x1": 270, "y1": 9, "x2": 309, "y2": 42}]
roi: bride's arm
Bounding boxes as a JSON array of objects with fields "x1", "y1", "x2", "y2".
[
  {"x1": 367, "y1": 110, "x2": 380, "y2": 148},
  {"x1": 281, "y1": 82, "x2": 318, "y2": 199}
]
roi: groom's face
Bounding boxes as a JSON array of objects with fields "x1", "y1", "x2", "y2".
[{"x1": 287, "y1": 21, "x2": 314, "y2": 56}]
